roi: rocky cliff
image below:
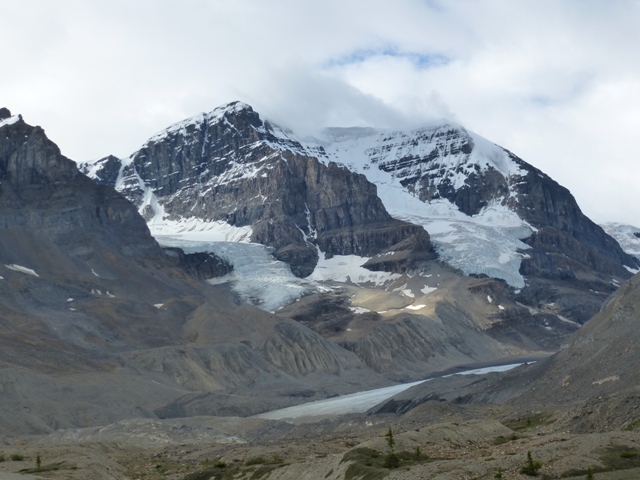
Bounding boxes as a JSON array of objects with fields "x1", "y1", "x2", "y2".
[{"x1": 81, "y1": 102, "x2": 433, "y2": 277}]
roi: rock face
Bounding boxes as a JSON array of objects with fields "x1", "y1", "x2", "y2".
[
  {"x1": 0, "y1": 110, "x2": 391, "y2": 434},
  {"x1": 309, "y1": 122, "x2": 638, "y2": 323},
  {"x1": 509, "y1": 272, "x2": 640, "y2": 405},
  {"x1": 373, "y1": 272, "x2": 640, "y2": 416},
  {"x1": 80, "y1": 102, "x2": 433, "y2": 277},
  {"x1": 81, "y1": 103, "x2": 637, "y2": 324}
]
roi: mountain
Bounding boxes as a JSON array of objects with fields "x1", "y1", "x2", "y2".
[
  {"x1": 81, "y1": 102, "x2": 433, "y2": 278},
  {"x1": 0, "y1": 108, "x2": 393, "y2": 434},
  {"x1": 75, "y1": 101, "x2": 640, "y2": 383},
  {"x1": 80, "y1": 102, "x2": 637, "y2": 322},
  {"x1": 508, "y1": 271, "x2": 640, "y2": 405}
]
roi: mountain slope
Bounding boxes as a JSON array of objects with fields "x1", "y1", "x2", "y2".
[{"x1": 0, "y1": 108, "x2": 391, "y2": 434}]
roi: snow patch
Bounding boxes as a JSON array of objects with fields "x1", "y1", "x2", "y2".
[
  {"x1": 149, "y1": 218, "x2": 252, "y2": 243},
  {"x1": 0, "y1": 115, "x2": 21, "y2": 128},
  {"x1": 156, "y1": 236, "x2": 313, "y2": 312},
  {"x1": 420, "y1": 286, "x2": 437, "y2": 295},
  {"x1": 309, "y1": 252, "x2": 400, "y2": 286},
  {"x1": 5, "y1": 264, "x2": 39, "y2": 277},
  {"x1": 350, "y1": 306, "x2": 371, "y2": 314},
  {"x1": 404, "y1": 304, "x2": 426, "y2": 311},
  {"x1": 601, "y1": 222, "x2": 640, "y2": 261}
]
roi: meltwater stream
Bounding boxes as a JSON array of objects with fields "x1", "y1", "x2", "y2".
[{"x1": 255, "y1": 363, "x2": 524, "y2": 420}]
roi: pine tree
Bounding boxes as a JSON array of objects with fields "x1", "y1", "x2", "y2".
[
  {"x1": 383, "y1": 427, "x2": 399, "y2": 469},
  {"x1": 520, "y1": 450, "x2": 542, "y2": 476}
]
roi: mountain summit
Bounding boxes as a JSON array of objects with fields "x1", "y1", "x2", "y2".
[{"x1": 81, "y1": 102, "x2": 638, "y2": 325}]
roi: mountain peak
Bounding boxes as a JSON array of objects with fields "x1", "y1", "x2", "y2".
[{"x1": 211, "y1": 100, "x2": 253, "y2": 116}]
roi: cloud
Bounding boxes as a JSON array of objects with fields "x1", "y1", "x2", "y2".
[{"x1": 1, "y1": 0, "x2": 639, "y2": 226}]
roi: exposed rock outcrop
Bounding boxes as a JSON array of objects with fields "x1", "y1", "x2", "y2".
[{"x1": 81, "y1": 102, "x2": 434, "y2": 277}]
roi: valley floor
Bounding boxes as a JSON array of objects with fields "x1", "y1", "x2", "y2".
[{"x1": 2, "y1": 392, "x2": 640, "y2": 480}]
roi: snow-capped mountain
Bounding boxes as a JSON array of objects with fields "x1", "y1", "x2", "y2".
[
  {"x1": 81, "y1": 102, "x2": 433, "y2": 278},
  {"x1": 80, "y1": 101, "x2": 638, "y2": 325}
]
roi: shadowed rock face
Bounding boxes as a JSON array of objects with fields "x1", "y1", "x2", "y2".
[{"x1": 82, "y1": 102, "x2": 433, "y2": 277}]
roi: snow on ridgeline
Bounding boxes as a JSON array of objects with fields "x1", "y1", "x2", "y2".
[
  {"x1": 142, "y1": 101, "x2": 322, "y2": 159},
  {"x1": 0, "y1": 114, "x2": 21, "y2": 129}
]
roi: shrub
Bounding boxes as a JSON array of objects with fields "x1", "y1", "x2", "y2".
[{"x1": 383, "y1": 453, "x2": 400, "y2": 469}]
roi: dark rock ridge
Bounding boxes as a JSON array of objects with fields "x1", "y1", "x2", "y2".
[
  {"x1": 507, "y1": 272, "x2": 640, "y2": 405},
  {"x1": 81, "y1": 102, "x2": 433, "y2": 277},
  {"x1": 162, "y1": 247, "x2": 233, "y2": 280}
]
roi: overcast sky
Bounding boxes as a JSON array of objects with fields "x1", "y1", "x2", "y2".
[{"x1": 1, "y1": 0, "x2": 639, "y2": 226}]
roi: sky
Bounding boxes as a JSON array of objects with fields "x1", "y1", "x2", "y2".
[{"x1": 1, "y1": 0, "x2": 639, "y2": 226}]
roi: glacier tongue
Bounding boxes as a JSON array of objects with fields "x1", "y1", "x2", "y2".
[
  {"x1": 389, "y1": 199, "x2": 533, "y2": 288},
  {"x1": 155, "y1": 235, "x2": 313, "y2": 312}
]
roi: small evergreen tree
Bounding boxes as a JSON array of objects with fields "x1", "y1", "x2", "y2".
[
  {"x1": 36, "y1": 455, "x2": 41, "y2": 470},
  {"x1": 385, "y1": 427, "x2": 395, "y2": 451},
  {"x1": 383, "y1": 427, "x2": 399, "y2": 469},
  {"x1": 585, "y1": 466, "x2": 594, "y2": 480},
  {"x1": 494, "y1": 466, "x2": 504, "y2": 479},
  {"x1": 520, "y1": 450, "x2": 542, "y2": 476}
]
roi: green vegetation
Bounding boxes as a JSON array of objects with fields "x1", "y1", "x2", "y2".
[
  {"x1": 341, "y1": 445, "x2": 437, "y2": 480},
  {"x1": 494, "y1": 466, "x2": 504, "y2": 479},
  {"x1": 503, "y1": 413, "x2": 555, "y2": 432},
  {"x1": 560, "y1": 446, "x2": 640, "y2": 478},
  {"x1": 10, "y1": 453, "x2": 24, "y2": 461},
  {"x1": 493, "y1": 433, "x2": 519, "y2": 445},
  {"x1": 585, "y1": 466, "x2": 594, "y2": 479},
  {"x1": 181, "y1": 455, "x2": 288, "y2": 480},
  {"x1": 383, "y1": 427, "x2": 399, "y2": 469},
  {"x1": 520, "y1": 450, "x2": 542, "y2": 476},
  {"x1": 624, "y1": 417, "x2": 640, "y2": 431}
]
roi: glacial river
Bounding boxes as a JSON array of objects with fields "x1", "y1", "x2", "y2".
[{"x1": 256, "y1": 363, "x2": 524, "y2": 420}]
